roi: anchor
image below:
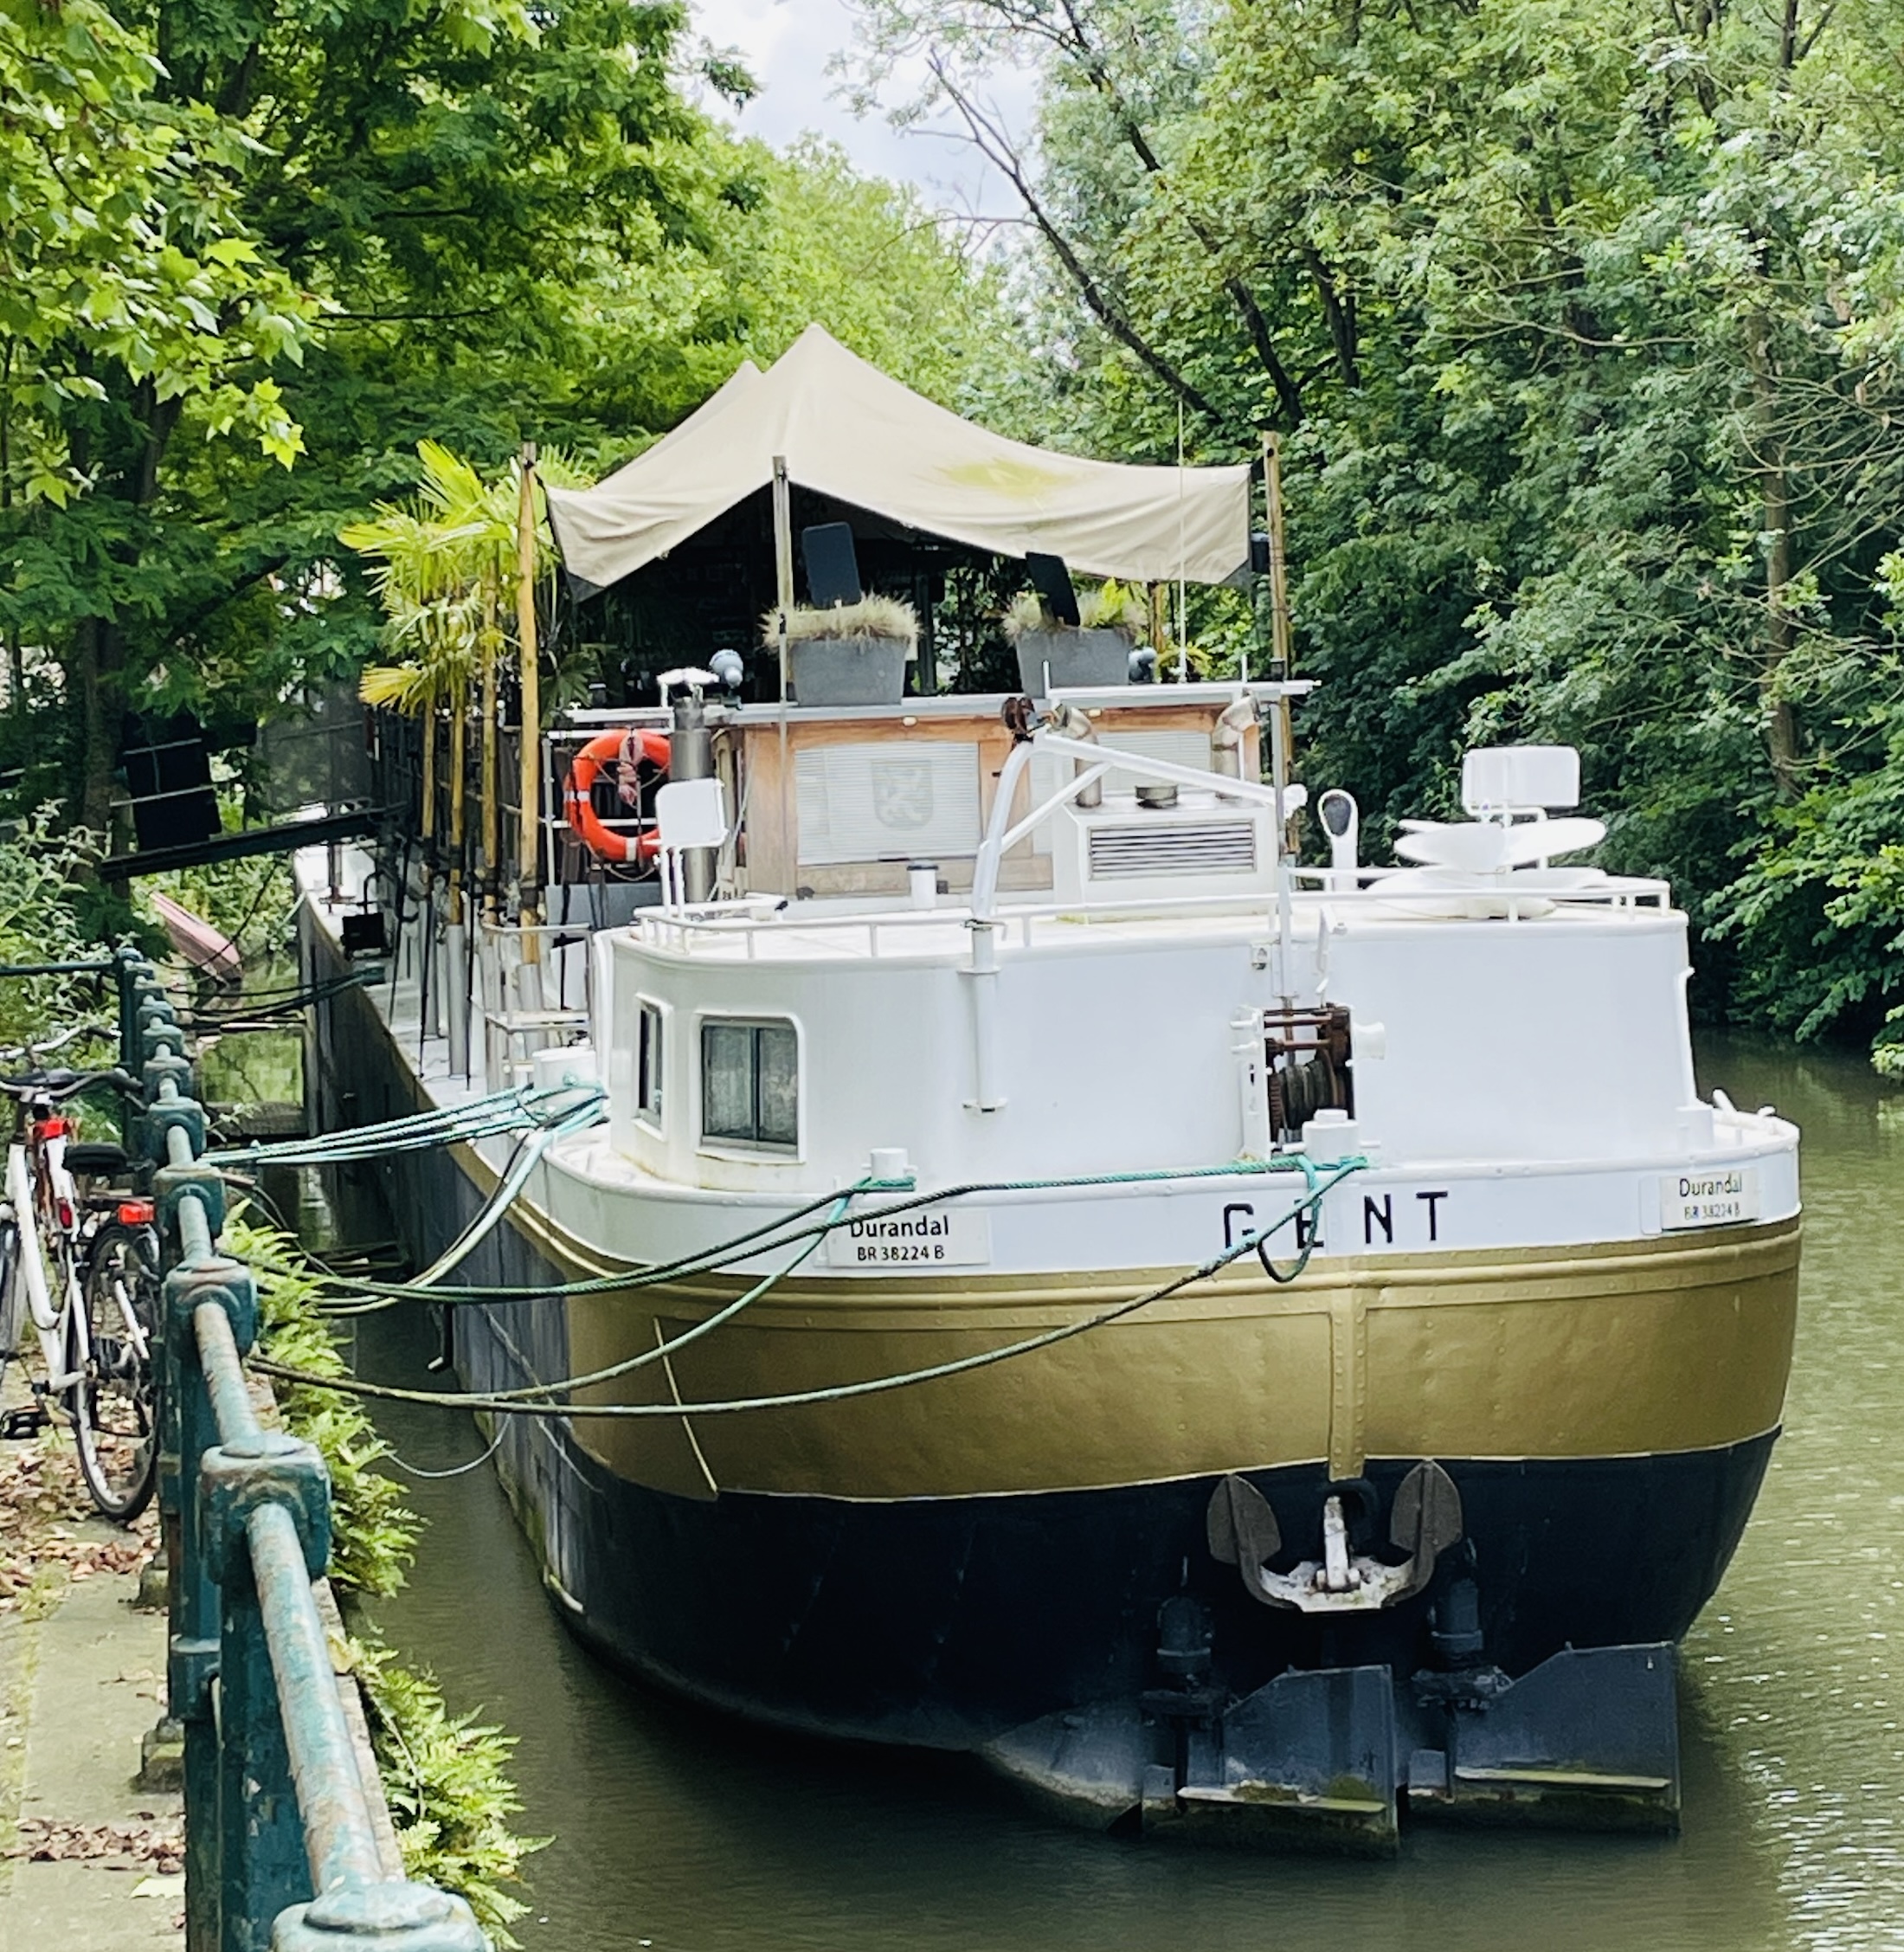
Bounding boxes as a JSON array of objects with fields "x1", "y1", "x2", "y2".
[
  {"x1": 1206, "y1": 1460, "x2": 1464, "y2": 1612},
  {"x1": 1130, "y1": 1465, "x2": 1682, "y2": 1848}
]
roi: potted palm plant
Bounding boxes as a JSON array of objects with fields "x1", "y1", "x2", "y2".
[
  {"x1": 768, "y1": 595, "x2": 917, "y2": 706},
  {"x1": 1005, "y1": 579, "x2": 1146, "y2": 694}
]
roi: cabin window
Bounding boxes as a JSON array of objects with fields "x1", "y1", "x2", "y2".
[
  {"x1": 635, "y1": 1002, "x2": 664, "y2": 1124},
  {"x1": 701, "y1": 1019, "x2": 799, "y2": 1151}
]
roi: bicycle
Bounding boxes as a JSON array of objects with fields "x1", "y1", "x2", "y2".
[{"x1": 0, "y1": 1066, "x2": 162, "y2": 1522}]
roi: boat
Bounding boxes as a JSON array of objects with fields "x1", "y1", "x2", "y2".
[{"x1": 297, "y1": 331, "x2": 1799, "y2": 1848}]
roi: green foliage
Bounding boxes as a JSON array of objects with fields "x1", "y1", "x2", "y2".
[
  {"x1": 1, "y1": 0, "x2": 1018, "y2": 858},
  {"x1": 701, "y1": 136, "x2": 1019, "y2": 416},
  {"x1": 857, "y1": 0, "x2": 1904, "y2": 1065},
  {"x1": 352, "y1": 1640, "x2": 546, "y2": 1949},
  {"x1": 139, "y1": 831, "x2": 299, "y2": 961},
  {"x1": 0, "y1": 812, "x2": 120, "y2": 1049},
  {"x1": 227, "y1": 1209, "x2": 543, "y2": 1936},
  {"x1": 0, "y1": 0, "x2": 314, "y2": 507},
  {"x1": 344, "y1": 440, "x2": 592, "y2": 729},
  {"x1": 1003, "y1": 578, "x2": 1145, "y2": 641},
  {"x1": 228, "y1": 1211, "x2": 419, "y2": 1597}
]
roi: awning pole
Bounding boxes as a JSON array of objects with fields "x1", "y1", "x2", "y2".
[
  {"x1": 773, "y1": 455, "x2": 793, "y2": 892},
  {"x1": 1262, "y1": 430, "x2": 1296, "y2": 1002},
  {"x1": 1263, "y1": 431, "x2": 1293, "y2": 673},
  {"x1": 515, "y1": 442, "x2": 543, "y2": 947},
  {"x1": 772, "y1": 454, "x2": 795, "y2": 635}
]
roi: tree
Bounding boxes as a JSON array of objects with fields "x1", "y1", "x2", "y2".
[
  {"x1": 851, "y1": 0, "x2": 1904, "y2": 1054},
  {"x1": 1, "y1": 0, "x2": 742, "y2": 843},
  {"x1": 0, "y1": 0, "x2": 317, "y2": 834}
]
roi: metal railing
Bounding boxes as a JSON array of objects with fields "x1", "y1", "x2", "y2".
[
  {"x1": 120, "y1": 954, "x2": 489, "y2": 1951},
  {"x1": 476, "y1": 920, "x2": 590, "y2": 1093}
]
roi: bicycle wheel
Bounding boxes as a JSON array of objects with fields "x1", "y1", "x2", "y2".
[
  {"x1": 72, "y1": 1220, "x2": 160, "y2": 1522},
  {"x1": 0, "y1": 1216, "x2": 22, "y2": 1372}
]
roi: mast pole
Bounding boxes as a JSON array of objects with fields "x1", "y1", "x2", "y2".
[{"x1": 446, "y1": 668, "x2": 468, "y2": 1073}]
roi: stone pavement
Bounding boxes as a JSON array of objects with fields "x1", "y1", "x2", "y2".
[{"x1": 0, "y1": 1504, "x2": 180, "y2": 1950}]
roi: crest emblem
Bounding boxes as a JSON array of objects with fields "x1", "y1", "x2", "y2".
[{"x1": 871, "y1": 756, "x2": 935, "y2": 832}]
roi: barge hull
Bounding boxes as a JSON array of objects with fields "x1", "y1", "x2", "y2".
[{"x1": 306, "y1": 928, "x2": 1776, "y2": 1833}]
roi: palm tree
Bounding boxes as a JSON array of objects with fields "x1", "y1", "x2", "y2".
[{"x1": 342, "y1": 441, "x2": 577, "y2": 923}]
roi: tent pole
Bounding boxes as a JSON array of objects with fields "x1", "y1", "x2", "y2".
[
  {"x1": 773, "y1": 455, "x2": 793, "y2": 893},
  {"x1": 516, "y1": 442, "x2": 544, "y2": 963},
  {"x1": 479, "y1": 574, "x2": 499, "y2": 923},
  {"x1": 772, "y1": 454, "x2": 795, "y2": 627},
  {"x1": 1263, "y1": 431, "x2": 1293, "y2": 674}
]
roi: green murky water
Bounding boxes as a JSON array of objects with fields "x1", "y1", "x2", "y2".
[{"x1": 350, "y1": 1036, "x2": 1904, "y2": 1952}]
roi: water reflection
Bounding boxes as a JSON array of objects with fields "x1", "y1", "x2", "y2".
[{"x1": 350, "y1": 1037, "x2": 1899, "y2": 1952}]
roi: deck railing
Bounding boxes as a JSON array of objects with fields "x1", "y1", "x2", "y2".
[
  {"x1": 124, "y1": 954, "x2": 489, "y2": 1951},
  {"x1": 630, "y1": 866, "x2": 1676, "y2": 963}
]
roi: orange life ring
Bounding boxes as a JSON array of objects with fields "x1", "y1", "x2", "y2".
[{"x1": 563, "y1": 730, "x2": 671, "y2": 864}]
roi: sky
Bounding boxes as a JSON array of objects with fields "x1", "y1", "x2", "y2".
[{"x1": 687, "y1": 0, "x2": 1039, "y2": 216}]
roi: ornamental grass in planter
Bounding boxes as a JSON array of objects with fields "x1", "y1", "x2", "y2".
[
  {"x1": 767, "y1": 595, "x2": 918, "y2": 706},
  {"x1": 1005, "y1": 580, "x2": 1146, "y2": 694}
]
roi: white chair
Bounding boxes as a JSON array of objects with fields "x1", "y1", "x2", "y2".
[{"x1": 653, "y1": 777, "x2": 727, "y2": 911}]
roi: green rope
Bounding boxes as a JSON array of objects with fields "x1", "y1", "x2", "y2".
[
  {"x1": 308, "y1": 1154, "x2": 1335, "y2": 1310},
  {"x1": 247, "y1": 1159, "x2": 1364, "y2": 1421},
  {"x1": 447, "y1": 1184, "x2": 865, "y2": 1401},
  {"x1": 213, "y1": 1081, "x2": 604, "y2": 1169}
]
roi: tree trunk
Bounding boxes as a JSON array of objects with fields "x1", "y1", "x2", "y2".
[
  {"x1": 72, "y1": 617, "x2": 119, "y2": 845},
  {"x1": 66, "y1": 387, "x2": 183, "y2": 867}
]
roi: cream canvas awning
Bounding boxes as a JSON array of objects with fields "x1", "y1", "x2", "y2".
[{"x1": 543, "y1": 325, "x2": 1252, "y2": 592}]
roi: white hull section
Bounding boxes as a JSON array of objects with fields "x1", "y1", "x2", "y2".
[{"x1": 534, "y1": 1122, "x2": 1798, "y2": 1280}]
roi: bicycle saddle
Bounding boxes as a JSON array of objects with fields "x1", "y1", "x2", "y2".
[{"x1": 63, "y1": 1142, "x2": 131, "y2": 1178}]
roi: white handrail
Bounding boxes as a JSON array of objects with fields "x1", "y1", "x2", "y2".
[
  {"x1": 968, "y1": 730, "x2": 1292, "y2": 924},
  {"x1": 629, "y1": 873, "x2": 1673, "y2": 963}
]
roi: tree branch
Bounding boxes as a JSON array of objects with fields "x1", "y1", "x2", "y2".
[{"x1": 929, "y1": 61, "x2": 1223, "y2": 426}]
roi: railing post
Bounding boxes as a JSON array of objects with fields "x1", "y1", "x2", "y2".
[
  {"x1": 203, "y1": 1426, "x2": 331, "y2": 1950},
  {"x1": 132, "y1": 959, "x2": 492, "y2": 1952},
  {"x1": 168, "y1": 1261, "x2": 260, "y2": 1951}
]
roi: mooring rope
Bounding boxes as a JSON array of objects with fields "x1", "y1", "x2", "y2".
[
  {"x1": 210, "y1": 1080, "x2": 603, "y2": 1169},
  {"x1": 247, "y1": 1158, "x2": 1364, "y2": 1420},
  {"x1": 304, "y1": 1153, "x2": 1338, "y2": 1311}
]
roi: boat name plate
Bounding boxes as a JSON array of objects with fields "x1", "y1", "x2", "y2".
[
  {"x1": 1658, "y1": 1166, "x2": 1759, "y2": 1230},
  {"x1": 827, "y1": 1206, "x2": 993, "y2": 1268}
]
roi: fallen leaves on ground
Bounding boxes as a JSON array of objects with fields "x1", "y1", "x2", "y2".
[
  {"x1": 0, "y1": 1429, "x2": 157, "y2": 1610},
  {"x1": 6, "y1": 1815, "x2": 183, "y2": 1872}
]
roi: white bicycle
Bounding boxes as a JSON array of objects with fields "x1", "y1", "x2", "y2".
[{"x1": 0, "y1": 1064, "x2": 162, "y2": 1522}]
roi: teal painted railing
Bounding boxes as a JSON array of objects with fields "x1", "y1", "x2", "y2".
[{"x1": 125, "y1": 955, "x2": 489, "y2": 1952}]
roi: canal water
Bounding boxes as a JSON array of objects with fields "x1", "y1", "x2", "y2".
[{"x1": 347, "y1": 1037, "x2": 1904, "y2": 1952}]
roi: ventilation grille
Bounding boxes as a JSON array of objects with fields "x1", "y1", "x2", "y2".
[{"x1": 1087, "y1": 821, "x2": 1258, "y2": 879}]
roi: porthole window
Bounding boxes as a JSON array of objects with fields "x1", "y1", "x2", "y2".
[
  {"x1": 635, "y1": 1002, "x2": 664, "y2": 1124},
  {"x1": 701, "y1": 1019, "x2": 799, "y2": 1151}
]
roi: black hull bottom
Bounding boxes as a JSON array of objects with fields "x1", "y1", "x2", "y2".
[{"x1": 309, "y1": 963, "x2": 1775, "y2": 1837}]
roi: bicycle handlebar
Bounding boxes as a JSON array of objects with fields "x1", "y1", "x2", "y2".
[{"x1": 0, "y1": 1066, "x2": 141, "y2": 1105}]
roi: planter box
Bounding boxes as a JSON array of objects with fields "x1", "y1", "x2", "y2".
[
  {"x1": 1014, "y1": 628, "x2": 1133, "y2": 696},
  {"x1": 789, "y1": 634, "x2": 910, "y2": 707}
]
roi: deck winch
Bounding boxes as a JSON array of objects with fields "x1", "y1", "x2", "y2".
[{"x1": 1258, "y1": 1002, "x2": 1354, "y2": 1143}]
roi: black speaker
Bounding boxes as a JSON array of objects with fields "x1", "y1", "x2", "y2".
[
  {"x1": 1024, "y1": 551, "x2": 1080, "y2": 627},
  {"x1": 801, "y1": 523, "x2": 863, "y2": 609}
]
